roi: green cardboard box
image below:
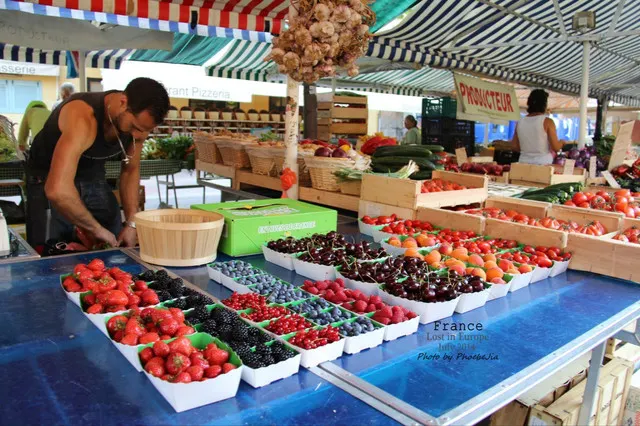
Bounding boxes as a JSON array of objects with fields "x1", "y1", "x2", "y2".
[{"x1": 191, "y1": 199, "x2": 337, "y2": 256}]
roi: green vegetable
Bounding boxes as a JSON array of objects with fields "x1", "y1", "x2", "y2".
[
  {"x1": 410, "y1": 170, "x2": 433, "y2": 180},
  {"x1": 372, "y1": 156, "x2": 437, "y2": 170},
  {"x1": 421, "y1": 145, "x2": 445, "y2": 152},
  {"x1": 373, "y1": 145, "x2": 432, "y2": 158}
]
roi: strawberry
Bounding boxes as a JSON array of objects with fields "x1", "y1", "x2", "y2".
[
  {"x1": 141, "y1": 290, "x2": 160, "y2": 306},
  {"x1": 140, "y1": 308, "x2": 155, "y2": 321},
  {"x1": 117, "y1": 282, "x2": 134, "y2": 296},
  {"x1": 186, "y1": 365, "x2": 204, "y2": 381},
  {"x1": 207, "y1": 349, "x2": 229, "y2": 366},
  {"x1": 190, "y1": 354, "x2": 209, "y2": 370},
  {"x1": 125, "y1": 318, "x2": 145, "y2": 336},
  {"x1": 175, "y1": 326, "x2": 195, "y2": 337},
  {"x1": 127, "y1": 294, "x2": 141, "y2": 307},
  {"x1": 76, "y1": 269, "x2": 94, "y2": 281},
  {"x1": 80, "y1": 278, "x2": 97, "y2": 292},
  {"x1": 165, "y1": 353, "x2": 191, "y2": 375},
  {"x1": 87, "y1": 259, "x2": 105, "y2": 272},
  {"x1": 153, "y1": 341, "x2": 170, "y2": 357},
  {"x1": 145, "y1": 363, "x2": 164, "y2": 377},
  {"x1": 139, "y1": 332, "x2": 160, "y2": 344},
  {"x1": 106, "y1": 305, "x2": 126, "y2": 313},
  {"x1": 145, "y1": 356, "x2": 165, "y2": 368},
  {"x1": 222, "y1": 363, "x2": 236, "y2": 373},
  {"x1": 62, "y1": 277, "x2": 79, "y2": 291},
  {"x1": 105, "y1": 290, "x2": 129, "y2": 307},
  {"x1": 202, "y1": 343, "x2": 218, "y2": 360},
  {"x1": 158, "y1": 318, "x2": 179, "y2": 336},
  {"x1": 107, "y1": 315, "x2": 129, "y2": 335},
  {"x1": 168, "y1": 337, "x2": 192, "y2": 356},
  {"x1": 83, "y1": 293, "x2": 96, "y2": 306},
  {"x1": 139, "y1": 347, "x2": 154, "y2": 364},
  {"x1": 134, "y1": 280, "x2": 148, "y2": 291},
  {"x1": 160, "y1": 334, "x2": 171, "y2": 340},
  {"x1": 92, "y1": 270, "x2": 104, "y2": 279},
  {"x1": 204, "y1": 365, "x2": 222, "y2": 378},
  {"x1": 161, "y1": 374, "x2": 174, "y2": 382},
  {"x1": 73, "y1": 264, "x2": 87, "y2": 274},
  {"x1": 112, "y1": 330, "x2": 124, "y2": 342},
  {"x1": 121, "y1": 333, "x2": 138, "y2": 346},
  {"x1": 174, "y1": 372, "x2": 192, "y2": 383},
  {"x1": 86, "y1": 304, "x2": 103, "y2": 314},
  {"x1": 168, "y1": 308, "x2": 185, "y2": 323}
]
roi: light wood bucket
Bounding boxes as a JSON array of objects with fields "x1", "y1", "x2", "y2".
[{"x1": 135, "y1": 209, "x2": 225, "y2": 267}]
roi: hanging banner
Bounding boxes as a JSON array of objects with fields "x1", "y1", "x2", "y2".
[
  {"x1": 0, "y1": 60, "x2": 59, "y2": 76},
  {"x1": 454, "y1": 73, "x2": 520, "y2": 122}
]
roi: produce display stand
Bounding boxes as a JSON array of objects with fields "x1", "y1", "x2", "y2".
[
  {"x1": 509, "y1": 163, "x2": 586, "y2": 188},
  {"x1": 2, "y1": 219, "x2": 640, "y2": 425},
  {"x1": 316, "y1": 94, "x2": 368, "y2": 141}
]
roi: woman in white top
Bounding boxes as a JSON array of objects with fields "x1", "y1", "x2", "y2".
[{"x1": 512, "y1": 89, "x2": 564, "y2": 165}]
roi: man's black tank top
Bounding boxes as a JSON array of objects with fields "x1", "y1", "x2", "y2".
[{"x1": 28, "y1": 91, "x2": 133, "y2": 180}]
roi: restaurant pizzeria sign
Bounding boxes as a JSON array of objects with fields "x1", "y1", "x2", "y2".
[{"x1": 454, "y1": 73, "x2": 520, "y2": 122}]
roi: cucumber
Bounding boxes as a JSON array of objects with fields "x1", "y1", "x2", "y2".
[
  {"x1": 372, "y1": 156, "x2": 437, "y2": 171},
  {"x1": 371, "y1": 163, "x2": 402, "y2": 173},
  {"x1": 410, "y1": 170, "x2": 433, "y2": 180},
  {"x1": 373, "y1": 145, "x2": 432, "y2": 158}
]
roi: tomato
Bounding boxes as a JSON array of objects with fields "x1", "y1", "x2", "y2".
[
  {"x1": 572, "y1": 192, "x2": 588, "y2": 205},
  {"x1": 578, "y1": 202, "x2": 590, "y2": 208},
  {"x1": 535, "y1": 246, "x2": 548, "y2": 253},
  {"x1": 615, "y1": 189, "x2": 631, "y2": 198},
  {"x1": 361, "y1": 216, "x2": 374, "y2": 225},
  {"x1": 564, "y1": 200, "x2": 576, "y2": 206},
  {"x1": 625, "y1": 206, "x2": 636, "y2": 218},
  {"x1": 596, "y1": 190, "x2": 611, "y2": 202},
  {"x1": 613, "y1": 234, "x2": 629, "y2": 242},
  {"x1": 585, "y1": 192, "x2": 596, "y2": 201},
  {"x1": 523, "y1": 245, "x2": 535, "y2": 255},
  {"x1": 537, "y1": 258, "x2": 553, "y2": 268},
  {"x1": 590, "y1": 195, "x2": 607, "y2": 209},
  {"x1": 615, "y1": 202, "x2": 628, "y2": 212}
]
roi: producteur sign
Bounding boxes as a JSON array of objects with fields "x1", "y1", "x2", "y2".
[{"x1": 454, "y1": 73, "x2": 520, "y2": 122}]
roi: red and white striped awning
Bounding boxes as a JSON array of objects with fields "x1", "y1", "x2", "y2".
[{"x1": 10, "y1": 0, "x2": 285, "y2": 33}]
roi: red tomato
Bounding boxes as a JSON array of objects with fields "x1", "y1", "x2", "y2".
[
  {"x1": 572, "y1": 192, "x2": 588, "y2": 205},
  {"x1": 625, "y1": 206, "x2": 636, "y2": 218}
]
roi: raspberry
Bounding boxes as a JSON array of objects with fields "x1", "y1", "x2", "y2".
[
  {"x1": 390, "y1": 314, "x2": 404, "y2": 324},
  {"x1": 335, "y1": 278, "x2": 344, "y2": 286},
  {"x1": 379, "y1": 306, "x2": 393, "y2": 318},
  {"x1": 391, "y1": 306, "x2": 403, "y2": 314},
  {"x1": 370, "y1": 296, "x2": 382, "y2": 305},
  {"x1": 306, "y1": 287, "x2": 319, "y2": 295},
  {"x1": 407, "y1": 311, "x2": 418, "y2": 319},
  {"x1": 353, "y1": 300, "x2": 367, "y2": 312},
  {"x1": 366, "y1": 304, "x2": 377, "y2": 313},
  {"x1": 316, "y1": 281, "x2": 329, "y2": 290}
]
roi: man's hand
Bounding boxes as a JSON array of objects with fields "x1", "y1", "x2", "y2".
[
  {"x1": 93, "y1": 227, "x2": 118, "y2": 248},
  {"x1": 117, "y1": 226, "x2": 137, "y2": 247}
]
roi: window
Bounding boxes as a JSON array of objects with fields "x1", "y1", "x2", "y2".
[{"x1": 0, "y1": 80, "x2": 42, "y2": 113}]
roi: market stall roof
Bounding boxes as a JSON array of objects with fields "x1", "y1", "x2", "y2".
[
  {"x1": 0, "y1": 43, "x2": 133, "y2": 69},
  {"x1": 3, "y1": 0, "x2": 415, "y2": 39},
  {"x1": 367, "y1": 0, "x2": 640, "y2": 107},
  {"x1": 129, "y1": 34, "x2": 231, "y2": 66}
]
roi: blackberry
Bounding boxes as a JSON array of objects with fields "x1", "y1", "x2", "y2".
[
  {"x1": 156, "y1": 290, "x2": 172, "y2": 302},
  {"x1": 138, "y1": 270, "x2": 154, "y2": 281},
  {"x1": 255, "y1": 344, "x2": 272, "y2": 356},
  {"x1": 234, "y1": 345, "x2": 252, "y2": 360},
  {"x1": 151, "y1": 281, "x2": 169, "y2": 291},
  {"x1": 261, "y1": 354, "x2": 276, "y2": 366},
  {"x1": 201, "y1": 295, "x2": 214, "y2": 305},
  {"x1": 155, "y1": 270, "x2": 169, "y2": 279},
  {"x1": 200, "y1": 319, "x2": 218, "y2": 335},
  {"x1": 186, "y1": 295, "x2": 204, "y2": 309},
  {"x1": 167, "y1": 298, "x2": 187, "y2": 310},
  {"x1": 231, "y1": 325, "x2": 249, "y2": 341},
  {"x1": 217, "y1": 324, "x2": 233, "y2": 341},
  {"x1": 182, "y1": 287, "x2": 199, "y2": 297},
  {"x1": 243, "y1": 352, "x2": 266, "y2": 369},
  {"x1": 191, "y1": 305, "x2": 210, "y2": 324},
  {"x1": 257, "y1": 332, "x2": 271, "y2": 344},
  {"x1": 271, "y1": 343, "x2": 294, "y2": 362},
  {"x1": 172, "y1": 277, "x2": 184, "y2": 286},
  {"x1": 167, "y1": 281, "x2": 185, "y2": 298},
  {"x1": 229, "y1": 340, "x2": 251, "y2": 354}
]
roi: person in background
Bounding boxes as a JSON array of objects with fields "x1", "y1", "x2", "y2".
[
  {"x1": 17, "y1": 101, "x2": 51, "y2": 152},
  {"x1": 402, "y1": 115, "x2": 421, "y2": 145},
  {"x1": 52, "y1": 83, "x2": 76, "y2": 110},
  {"x1": 511, "y1": 89, "x2": 564, "y2": 165}
]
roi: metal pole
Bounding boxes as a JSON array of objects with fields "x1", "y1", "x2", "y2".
[
  {"x1": 578, "y1": 41, "x2": 591, "y2": 148},
  {"x1": 78, "y1": 51, "x2": 87, "y2": 92},
  {"x1": 283, "y1": 5, "x2": 300, "y2": 199},
  {"x1": 484, "y1": 122, "x2": 490, "y2": 145},
  {"x1": 331, "y1": 77, "x2": 337, "y2": 95},
  {"x1": 577, "y1": 341, "x2": 606, "y2": 425}
]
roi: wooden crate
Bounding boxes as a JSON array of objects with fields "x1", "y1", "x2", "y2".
[
  {"x1": 510, "y1": 163, "x2": 586, "y2": 186},
  {"x1": 484, "y1": 218, "x2": 568, "y2": 248},
  {"x1": 528, "y1": 359, "x2": 632, "y2": 426},
  {"x1": 605, "y1": 321, "x2": 638, "y2": 358},
  {"x1": 469, "y1": 156, "x2": 494, "y2": 163},
  {"x1": 415, "y1": 207, "x2": 485, "y2": 235},
  {"x1": 565, "y1": 232, "x2": 640, "y2": 282},
  {"x1": 316, "y1": 94, "x2": 368, "y2": 140},
  {"x1": 547, "y1": 205, "x2": 624, "y2": 235},
  {"x1": 358, "y1": 200, "x2": 417, "y2": 220},
  {"x1": 361, "y1": 170, "x2": 488, "y2": 210},
  {"x1": 488, "y1": 173, "x2": 509, "y2": 184},
  {"x1": 484, "y1": 196, "x2": 551, "y2": 219}
]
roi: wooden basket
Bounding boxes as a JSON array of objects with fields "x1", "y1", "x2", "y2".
[
  {"x1": 246, "y1": 147, "x2": 277, "y2": 176},
  {"x1": 193, "y1": 132, "x2": 221, "y2": 164},
  {"x1": 216, "y1": 140, "x2": 252, "y2": 169},
  {"x1": 274, "y1": 151, "x2": 312, "y2": 187},
  {"x1": 338, "y1": 180, "x2": 362, "y2": 196},
  {"x1": 304, "y1": 157, "x2": 354, "y2": 192},
  {"x1": 135, "y1": 209, "x2": 225, "y2": 267}
]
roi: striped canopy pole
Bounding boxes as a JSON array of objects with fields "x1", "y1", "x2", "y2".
[
  {"x1": 578, "y1": 41, "x2": 591, "y2": 149},
  {"x1": 283, "y1": 4, "x2": 300, "y2": 199}
]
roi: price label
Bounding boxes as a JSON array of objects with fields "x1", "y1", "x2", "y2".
[
  {"x1": 456, "y1": 148, "x2": 468, "y2": 166},
  {"x1": 589, "y1": 157, "x2": 597, "y2": 178},
  {"x1": 563, "y1": 159, "x2": 575, "y2": 175},
  {"x1": 601, "y1": 171, "x2": 621, "y2": 189}
]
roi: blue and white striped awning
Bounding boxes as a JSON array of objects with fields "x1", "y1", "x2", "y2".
[
  {"x1": 370, "y1": 0, "x2": 640, "y2": 107},
  {"x1": 0, "y1": 43, "x2": 133, "y2": 69},
  {"x1": 206, "y1": 40, "x2": 284, "y2": 83}
]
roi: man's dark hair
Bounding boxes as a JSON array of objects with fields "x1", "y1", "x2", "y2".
[
  {"x1": 527, "y1": 89, "x2": 549, "y2": 114},
  {"x1": 124, "y1": 77, "x2": 170, "y2": 124},
  {"x1": 405, "y1": 115, "x2": 417, "y2": 126}
]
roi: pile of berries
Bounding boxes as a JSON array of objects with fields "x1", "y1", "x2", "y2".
[
  {"x1": 199, "y1": 307, "x2": 271, "y2": 351},
  {"x1": 305, "y1": 306, "x2": 352, "y2": 325},
  {"x1": 342, "y1": 293, "x2": 386, "y2": 314},
  {"x1": 265, "y1": 315, "x2": 313, "y2": 335},
  {"x1": 371, "y1": 305, "x2": 417, "y2": 325},
  {"x1": 288, "y1": 327, "x2": 341, "y2": 350},
  {"x1": 62, "y1": 259, "x2": 126, "y2": 293},
  {"x1": 136, "y1": 270, "x2": 189, "y2": 303},
  {"x1": 217, "y1": 260, "x2": 262, "y2": 278},
  {"x1": 241, "y1": 305, "x2": 290, "y2": 322},
  {"x1": 222, "y1": 293, "x2": 267, "y2": 310},
  {"x1": 165, "y1": 292, "x2": 215, "y2": 311},
  {"x1": 339, "y1": 317, "x2": 376, "y2": 337},
  {"x1": 288, "y1": 298, "x2": 331, "y2": 315},
  {"x1": 301, "y1": 279, "x2": 346, "y2": 298},
  {"x1": 239, "y1": 342, "x2": 296, "y2": 369},
  {"x1": 108, "y1": 307, "x2": 195, "y2": 345},
  {"x1": 139, "y1": 337, "x2": 237, "y2": 383}
]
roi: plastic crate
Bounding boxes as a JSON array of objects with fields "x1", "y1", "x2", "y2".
[
  {"x1": 422, "y1": 97, "x2": 457, "y2": 119},
  {"x1": 422, "y1": 117, "x2": 474, "y2": 137},
  {"x1": 422, "y1": 134, "x2": 475, "y2": 157},
  {"x1": 494, "y1": 150, "x2": 520, "y2": 165}
]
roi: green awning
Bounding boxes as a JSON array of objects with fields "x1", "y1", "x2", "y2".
[
  {"x1": 371, "y1": 0, "x2": 418, "y2": 32},
  {"x1": 130, "y1": 34, "x2": 231, "y2": 66}
]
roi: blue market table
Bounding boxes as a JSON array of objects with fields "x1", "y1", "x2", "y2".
[{"x1": 1, "y1": 221, "x2": 640, "y2": 425}]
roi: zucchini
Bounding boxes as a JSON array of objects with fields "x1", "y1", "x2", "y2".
[
  {"x1": 422, "y1": 144, "x2": 445, "y2": 152},
  {"x1": 371, "y1": 163, "x2": 402, "y2": 173},
  {"x1": 373, "y1": 145, "x2": 432, "y2": 158},
  {"x1": 372, "y1": 156, "x2": 437, "y2": 171},
  {"x1": 410, "y1": 170, "x2": 433, "y2": 180}
]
